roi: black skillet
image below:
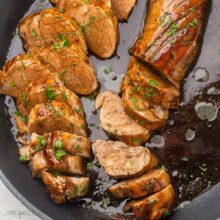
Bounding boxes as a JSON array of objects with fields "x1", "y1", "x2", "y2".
[{"x1": 1, "y1": 0, "x2": 220, "y2": 219}]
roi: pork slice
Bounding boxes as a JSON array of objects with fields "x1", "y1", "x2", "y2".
[
  {"x1": 0, "y1": 53, "x2": 57, "y2": 98},
  {"x1": 130, "y1": 0, "x2": 208, "y2": 88},
  {"x1": 111, "y1": 0, "x2": 137, "y2": 20},
  {"x1": 16, "y1": 77, "x2": 84, "y2": 118},
  {"x1": 19, "y1": 8, "x2": 87, "y2": 52},
  {"x1": 42, "y1": 171, "x2": 90, "y2": 204},
  {"x1": 28, "y1": 100, "x2": 87, "y2": 137},
  {"x1": 31, "y1": 149, "x2": 85, "y2": 177},
  {"x1": 121, "y1": 57, "x2": 180, "y2": 109},
  {"x1": 19, "y1": 131, "x2": 91, "y2": 160},
  {"x1": 92, "y1": 140, "x2": 158, "y2": 179},
  {"x1": 123, "y1": 184, "x2": 175, "y2": 220},
  {"x1": 96, "y1": 91, "x2": 151, "y2": 146},
  {"x1": 109, "y1": 169, "x2": 170, "y2": 199},
  {"x1": 122, "y1": 85, "x2": 169, "y2": 130},
  {"x1": 38, "y1": 44, "x2": 98, "y2": 95},
  {"x1": 55, "y1": 0, "x2": 118, "y2": 58}
]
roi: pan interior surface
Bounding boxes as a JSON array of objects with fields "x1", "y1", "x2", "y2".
[{"x1": 0, "y1": 0, "x2": 220, "y2": 220}]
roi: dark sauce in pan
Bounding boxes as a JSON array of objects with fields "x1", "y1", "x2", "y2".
[{"x1": 3, "y1": 0, "x2": 220, "y2": 219}]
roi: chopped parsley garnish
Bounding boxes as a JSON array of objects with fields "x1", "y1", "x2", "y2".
[
  {"x1": 31, "y1": 28, "x2": 37, "y2": 37},
  {"x1": 80, "y1": 124, "x2": 86, "y2": 129},
  {"x1": 74, "y1": 108, "x2": 82, "y2": 113},
  {"x1": 55, "y1": 149, "x2": 66, "y2": 159},
  {"x1": 58, "y1": 33, "x2": 69, "y2": 48},
  {"x1": 148, "y1": 79, "x2": 158, "y2": 86},
  {"x1": 19, "y1": 155, "x2": 27, "y2": 162},
  {"x1": 74, "y1": 145, "x2": 81, "y2": 151},
  {"x1": 61, "y1": 92, "x2": 67, "y2": 101},
  {"x1": 81, "y1": 185, "x2": 89, "y2": 194},
  {"x1": 35, "y1": 136, "x2": 47, "y2": 151},
  {"x1": 187, "y1": 18, "x2": 198, "y2": 28},
  {"x1": 59, "y1": 70, "x2": 66, "y2": 78},
  {"x1": 14, "y1": 111, "x2": 28, "y2": 123},
  {"x1": 20, "y1": 91, "x2": 27, "y2": 106},
  {"x1": 73, "y1": 184, "x2": 78, "y2": 194},
  {"x1": 149, "y1": 199, "x2": 158, "y2": 206},
  {"x1": 181, "y1": 156, "x2": 189, "y2": 162},
  {"x1": 101, "y1": 197, "x2": 110, "y2": 209},
  {"x1": 166, "y1": 23, "x2": 179, "y2": 37},
  {"x1": 45, "y1": 85, "x2": 57, "y2": 101},
  {"x1": 131, "y1": 96, "x2": 138, "y2": 104},
  {"x1": 53, "y1": 140, "x2": 63, "y2": 149},
  {"x1": 8, "y1": 81, "x2": 16, "y2": 87},
  {"x1": 163, "y1": 210, "x2": 171, "y2": 217},
  {"x1": 84, "y1": 0, "x2": 90, "y2": 3},
  {"x1": 87, "y1": 162, "x2": 96, "y2": 170},
  {"x1": 103, "y1": 66, "x2": 113, "y2": 75}
]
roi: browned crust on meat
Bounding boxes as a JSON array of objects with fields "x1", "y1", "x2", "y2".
[
  {"x1": 109, "y1": 169, "x2": 170, "y2": 198},
  {"x1": 130, "y1": 0, "x2": 208, "y2": 88}
]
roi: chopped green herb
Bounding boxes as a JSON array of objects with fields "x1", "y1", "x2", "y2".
[
  {"x1": 8, "y1": 81, "x2": 16, "y2": 87},
  {"x1": 74, "y1": 108, "x2": 82, "y2": 113},
  {"x1": 139, "y1": 120, "x2": 146, "y2": 125},
  {"x1": 20, "y1": 91, "x2": 27, "y2": 106},
  {"x1": 133, "y1": 138, "x2": 141, "y2": 144},
  {"x1": 35, "y1": 136, "x2": 47, "y2": 151},
  {"x1": 74, "y1": 145, "x2": 81, "y2": 151},
  {"x1": 163, "y1": 210, "x2": 171, "y2": 217},
  {"x1": 57, "y1": 33, "x2": 69, "y2": 47},
  {"x1": 55, "y1": 149, "x2": 66, "y2": 159},
  {"x1": 19, "y1": 155, "x2": 27, "y2": 162},
  {"x1": 101, "y1": 197, "x2": 110, "y2": 209},
  {"x1": 45, "y1": 85, "x2": 57, "y2": 101},
  {"x1": 14, "y1": 111, "x2": 28, "y2": 123},
  {"x1": 73, "y1": 184, "x2": 78, "y2": 194},
  {"x1": 84, "y1": 0, "x2": 90, "y2": 3},
  {"x1": 149, "y1": 199, "x2": 158, "y2": 206},
  {"x1": 131, "y1": 96, "x2": 138, "y2": 104},
  {"x1": 103, "y1": 66, "x2": 113, "y2": 75},
  {"x1": 31, "y1": 28, "x2": 37, "y2": 37},
  {"x1": 166, "y1": 23, "x2": 179, "y2": 37},
  {"x1": 61, "y1": 92, "x2": 67, "y2": 100},
  {"x1": 52, "y1": 170, "x2": 61, "y2": 177},
  {"x1": 59, "y1": 70, "x2": 66, "y2": 78},
  {"x1": 53, "y1": 140, "x2": 63, "y2": 149},
  {"x1": 181, "y1": 156, "x2": 189, "y2": 162},
  {"x1": 59, "y1": 8, "x2": 65, "y2": 13},
  {"x1": 187, "y1": 18, "x2": 198, "y2": 28},
  {"x1": 80, "y1": 124, "x2": 86, "y2": 129},
  {"x1": 190, "y1": 7, "x2": 196, "y2": 13},
  {"x1": 81, "y1": 184, "x2": 89, "y2": 194},
  {"x1": 87, "y1": 162, "x2": 96, "y2": 170}
]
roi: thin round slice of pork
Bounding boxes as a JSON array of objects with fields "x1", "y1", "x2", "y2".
[
  {"x1": 92, "y1": 140, "x2": 158, "y2": 179},
  {"x1": 96, "y1": 91, "x2": 151, "y2": 146}
]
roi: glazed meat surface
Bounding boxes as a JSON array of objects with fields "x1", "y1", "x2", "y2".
[
  {"x1": 31, "y1": 149, "x2": 85, "y2": 177},
  {"x1": 111, "y1": 0, "x2": 137, "y2": 20},
  {"x1": 109, "y1": 169, "x2": 170, "y2": 199},
  {"x1": 124, "y1": 184, "x2": 175, "y2": 220},
  {"x1": 19, "y1": 8, "x2": 87, "y2": 52},
  {"x1": 122, "y1": 85, "x2": 169, "y2": 130},
  {"x1": 38, "y1": 44, "x2": 98, "y2": 95},
  {"x1": 53, "y1": 0, "x2": 118, "y2": 58},
  {"x1": 0, "y1": 54, "x2": 57, "y2": 98},
  {"x1": 19, "y1": 131, "x2": 91, "y2": 160},
  {"x1": 130, "y1": 0, "x2": 208, "y2": 88},
  {"x1": 96, "y1": 91, "x2": 151, "y2": 146},
  {"x1": 120, "y1": 57, "x2": 180, "y2": 109},
  {"x1": 17, "y1": 77, "x2": 84, "y2": 117},
  {"x1": 92, "y1": 140, "x2": 158, "y2": 179},
  {"x1": 42, "y1": 171, "x2": 89, "y2": 204},
  {"x1": 28, "y1": 101, "x2": 87, "y2": 137}
]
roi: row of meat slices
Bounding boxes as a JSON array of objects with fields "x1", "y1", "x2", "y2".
[
  {"x1": 92, "y1": 140, "x2": 175, "y2": 219},
  {"x1": 1, "y1": 0, "x2": 138, "y2": 205}
]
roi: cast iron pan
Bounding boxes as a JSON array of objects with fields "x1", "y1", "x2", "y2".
[{"x1": 1, "y1": 0, "x2": 220, "y2": 219}]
